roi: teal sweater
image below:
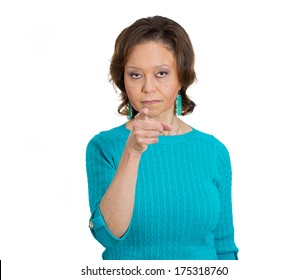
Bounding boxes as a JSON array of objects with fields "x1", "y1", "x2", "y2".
[{"x1": 86, "y1": 124, "x2": 238, "y2": 260}]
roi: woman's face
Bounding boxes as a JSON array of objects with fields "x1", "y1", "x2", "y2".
[{"x1": 124, "y1": 42, "x2": 181, "y2": 119}]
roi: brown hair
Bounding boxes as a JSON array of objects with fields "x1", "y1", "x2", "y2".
[{"x1": 109, "y1": 16, "x2": 196, "y2": 118}]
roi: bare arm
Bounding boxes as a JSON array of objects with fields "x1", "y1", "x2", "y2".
[{"x1": 100, "y1": 108, "x2": 172, "y2": 238}]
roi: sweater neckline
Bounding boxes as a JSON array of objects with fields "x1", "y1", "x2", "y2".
[{"x1": 120, "y1": 123, "x2": 198, "y2": 144}]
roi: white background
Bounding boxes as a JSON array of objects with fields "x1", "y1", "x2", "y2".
[{"x1": 1, "y1": 0, "x2": 308, "y2": 279}]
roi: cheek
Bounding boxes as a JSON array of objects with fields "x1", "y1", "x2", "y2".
[
  {"x1": 124, "y1": 78, "x2": 140, "y2": 94},
  {"x1": 126, "y1": 86, "x2": 139, "y2": 101},
  {"x1": 164, "y1": 86, "x2": 179, "y2": 102},
  {"x1": 167, "y1": 96, "x2": 177, "y2": 107},
  {"x1": 125, "y1": 86, "x2": 141, "y2": 109}
]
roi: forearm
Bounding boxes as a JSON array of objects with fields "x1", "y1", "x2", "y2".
[{"x1": 100, "y1": 147, "x2": 141, "y2": 238}]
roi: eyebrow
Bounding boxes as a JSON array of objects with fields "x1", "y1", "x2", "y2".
[{"x1": 125, "y1": 64, "x2": 171, "y2": 70}]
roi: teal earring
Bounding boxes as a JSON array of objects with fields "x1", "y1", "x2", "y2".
[
  {"x1": 176, "y1": 92, "x2": 182, "y2": 116},
  {"x1": 128, "y1": 103, "x2": 133, "y2": 120}
]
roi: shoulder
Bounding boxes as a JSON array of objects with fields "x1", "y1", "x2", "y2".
[
  {"x1": 192, "y1": 128, "x2": 230, "y2": 157},
  {"x1": 89, "y1": 124, "x2": 128, "y2": 142},
  {"x1": 192, "y1": 128, "x2": 226, "y2": 146},
  {"x1": 86, "y1": 124, "x2": 128, "y2": 151}
]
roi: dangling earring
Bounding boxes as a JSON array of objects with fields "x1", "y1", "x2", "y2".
[
  {"x1": 128, "y1": 103, "x2": 133, "y2": 120},
  {"x1": 176, "y1": 92, "x2": 182, "y2": 116}
]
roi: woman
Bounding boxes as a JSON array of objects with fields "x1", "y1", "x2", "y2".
[{"x1": 86, "y1": 16, "x2": 239, "y2": 260}]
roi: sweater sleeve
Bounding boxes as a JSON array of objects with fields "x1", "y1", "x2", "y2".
[
  {"x1": 86, "y1": 136, "x2": 130, "y2": 249},
  {"x1": 213, "y1": 140, "x2": 239, "y2": 260}
]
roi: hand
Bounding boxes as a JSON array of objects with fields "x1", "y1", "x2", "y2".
[{"x1": 126, "y1": 108, "x2": 172, "y2": 154}]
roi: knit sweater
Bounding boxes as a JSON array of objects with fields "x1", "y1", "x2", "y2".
[{"x1": 86, "y1": 124, "x2": 238, "y2": 260}]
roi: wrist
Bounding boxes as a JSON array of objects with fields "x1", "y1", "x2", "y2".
[{"x1": 123, "y1": 146, "x2": 143, "y2": 159}]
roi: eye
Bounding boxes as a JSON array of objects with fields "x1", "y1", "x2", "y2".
[
  {"x1": 129, "y1": 72, "x2": 142, "y2": 79},
  {"x1": 156, "y1": 71, "x2": 168, "y2": 78}
]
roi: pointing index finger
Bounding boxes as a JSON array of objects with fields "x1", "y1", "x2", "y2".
[{"x1": 137, "y1": 108, "x2": 149, "y2": 120}]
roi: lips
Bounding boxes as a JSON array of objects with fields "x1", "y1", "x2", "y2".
[{"x1": 142, "y1": 100, "x2": 161, "y2": 105}]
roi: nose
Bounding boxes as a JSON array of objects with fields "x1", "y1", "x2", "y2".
[{"x1": 142, "y1": 76, "x2": 155, "y2": 93}]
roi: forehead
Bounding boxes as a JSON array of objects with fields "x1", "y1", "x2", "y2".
[{"x1": 126, "y1": 42, "x2": 176, "y2": 67}]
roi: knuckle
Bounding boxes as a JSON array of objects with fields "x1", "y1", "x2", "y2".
[
  {"x1": 135, "y1": 135, "x2": 142, "y2": 143},
  {"x1": 135, "y1": 132, "x2": 143, "y2": 142},
  {"x1": 132, "y1": 122, "x2": 141, "y2": 131}
]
